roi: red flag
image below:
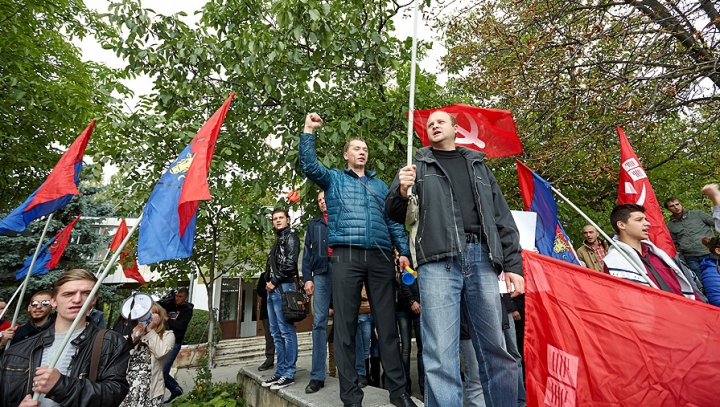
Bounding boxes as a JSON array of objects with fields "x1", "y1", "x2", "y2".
[
  {"x1": 27, "y1": 121, "x2": 95, "y2": 211},
  {"x1": 286, "y1": 190, "x2": 300, "y2": 203},
  {"x1": 109, "y1": 218, "x2": 129, "y2": 251},
  {"x1": 524, "y1": 250, "x2": 720, "y2": 406},
  {"x1": 178, "y1": 94, "x2": 235, "y2": 237},
  {"x1": 120, "y1": 241, "x2": 145, "y2": 284},
  {"x1": 110, "y1": 219, "x2": 144, "y2": 284},
  {"x1": 406, "y1": 104, "x2": 522, "y2": 157},
  {"x1": 617, "y1": 126, "x2": 676, "y2": 257},
  {"x1": 46, "y1": 215, "x2": 81, "y2": 269}
]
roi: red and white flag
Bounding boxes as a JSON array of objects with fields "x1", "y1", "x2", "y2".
[
  {"x1": 617, "y1": 126, "x2": 676, "y2": 257},
  {"x1": 407, "y1": 104, "x2": 523, "y2": 157},
  {"x1": 524, "y1": 250, "x2": 720, "y2": 406}
]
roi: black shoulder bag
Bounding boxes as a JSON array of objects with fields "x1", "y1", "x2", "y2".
[{"x1": 270, "y1": 246, "x2": 308, "y2": 323}]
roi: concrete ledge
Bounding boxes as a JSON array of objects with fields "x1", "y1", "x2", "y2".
[{"x1": 238, "y1": 365, "x2": 423, "y2": 407}]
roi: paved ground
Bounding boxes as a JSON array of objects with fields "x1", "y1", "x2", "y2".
[{"x1": 167, "y1": 346, "x2": 424, "y2": 404}]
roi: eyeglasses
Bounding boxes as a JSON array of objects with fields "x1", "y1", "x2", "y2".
[{"x1": 30, "y1": 300, "x2": 51, "y2": 308}]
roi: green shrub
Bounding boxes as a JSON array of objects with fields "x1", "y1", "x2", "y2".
[
  {"x1": 183, "y1": 309, "x2": 222, "y2": 345},
  {"x1": 173, "y1": 354, "x2": 244, "y2": 407}
]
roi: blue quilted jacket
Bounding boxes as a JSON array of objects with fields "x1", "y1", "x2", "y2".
[
  {"x1": 300, "y1": 132, "x2": 410, "y2": 257},
  {"x1": 700, "y1": 254, "x2": 720, "y2": 307}
]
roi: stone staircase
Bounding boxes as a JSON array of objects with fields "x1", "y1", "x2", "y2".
[{"x1": 214, "y1": 331, "x2": 313, "y2": 367}]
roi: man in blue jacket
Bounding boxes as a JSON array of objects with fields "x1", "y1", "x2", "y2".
[
  {"x1": 302, "y1": 191, "x2": 333, "y2": 394},
  {"x1": 300, "y1": 113, "x2": 416, "y2": 407}
]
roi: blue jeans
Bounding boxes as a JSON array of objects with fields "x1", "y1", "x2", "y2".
[
  {"x1": 503, "y1": 314, "x2": 526, "y2": 407},
  {"x1": 355, "y1": 314, "x2": 373, "y2": 375},
  {"x1": 310, "y1": 269, "x2": 333, "y2": 381},
  {"x1": 418, "y1": 243, "x2": 518, "y2": 407},
  {"x1": 397, "y1": 310, "x2": 424, "y2": 393},
  {"x1": 267, "y1": 282, "x2": 298, "y2": 379},
  {"x1": 684, "y1": 255, "x2": 708, "y2": 276},
  {"x1": 460, "y1": 338, "x2": 485, "y2": 407},
  {"x1": 163, "y1": 342, "x2": 182, "y2": 394}
]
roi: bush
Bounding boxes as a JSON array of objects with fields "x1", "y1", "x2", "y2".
[
  {"x1": 183, "y1": 309, "x2": 222, "y2": 345},
  {"x1": 173, "y1": 354, "x2": 245, "y2": 407}
]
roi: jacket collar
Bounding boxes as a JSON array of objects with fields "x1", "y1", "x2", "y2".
[
  {"x1": 415, "y1": 146, "x2": 487, "y2": 163},
  {"x1": 343, "y1": 168, "x2": 377, "y2": 179}
]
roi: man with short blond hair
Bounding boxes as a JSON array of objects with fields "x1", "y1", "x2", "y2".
[
  {"x1": 576, "y1": 225, "x2": 609, "y2": 272},
  {"x1": 387, "y1": 110, "x2": 524, "y2": 407},
  {"x1": 0, "y1": 269, "x2": 130, "y2": 407},
  {"x1": 301, "y1": 113, "x2": 414, "y2": 407}
]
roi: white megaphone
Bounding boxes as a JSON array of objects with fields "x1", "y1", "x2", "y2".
[{"x1": 120, "y1": 293, "x2": 154, "y2": 328}]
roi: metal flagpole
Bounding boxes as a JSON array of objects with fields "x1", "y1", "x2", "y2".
[
  {"x1": 550, "y1": 186, "x2": 658, "y2": 288},
  {"x1": 6, "y1": 213, "x2": 54, "y2": 350},
  {"x1": 32, "y1": 213, "x2": 142, "y2": 400},
  {"x1": 0, "y1": 280, "x2": 26, "y2": 320},
  {"x1": 406, "y1": 0, "x2": 421, "y2": 171}
]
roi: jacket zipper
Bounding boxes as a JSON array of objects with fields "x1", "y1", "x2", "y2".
[{"x1": 471, "y1": 158, "x2": 493, "y2": 263}]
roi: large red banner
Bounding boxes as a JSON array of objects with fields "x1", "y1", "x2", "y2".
[{"x1": 524, "y1": 250, "x2": 720, "y2": 406}]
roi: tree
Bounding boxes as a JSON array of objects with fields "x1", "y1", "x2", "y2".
[
  {"x1": 89, "y1": 0, "x2": 451, "y2": 353},
  {"x1": 437, "y1": 0, "x2": 720, "y2": 243},
  {"x1": 0, "y1": 0, "x2": 131, "y2": 211}
]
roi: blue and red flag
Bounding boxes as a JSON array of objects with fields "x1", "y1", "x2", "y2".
[
  {"x1": 516, "y1": 159, "x2": 579, "y2": 265},
  {"x1": 138, "y1": 94, "x2": 235, "y2": 265},
  {"x1": 0, "y1": 122, "x2": 94, "y2": 234},
  {"x1": 15, "y1": 215, "x2": 81, "y2": 280}
]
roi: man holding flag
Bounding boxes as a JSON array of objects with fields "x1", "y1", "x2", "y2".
[
  {"x1": 0, "y1": 269, "x2": 130, "y2": 407},
  {"x1": 387, "y1": 110, "x2": 523, "y2": 407}
]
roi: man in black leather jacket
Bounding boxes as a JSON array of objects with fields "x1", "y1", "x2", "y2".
[
  {"x1": 0, "y1": 269, "x2": 130, "y2": 407},
  {"x1": 261, "y1": 208, "x2": 300, "y2": 391}
]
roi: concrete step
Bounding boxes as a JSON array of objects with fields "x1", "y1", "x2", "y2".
[{"x1": 214, "y1": 331, "x2": 313, "y2": 367}]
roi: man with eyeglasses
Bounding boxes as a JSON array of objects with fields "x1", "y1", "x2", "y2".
[{"x1": 10, "y1": 291, "x2": 55, "y2": 346}]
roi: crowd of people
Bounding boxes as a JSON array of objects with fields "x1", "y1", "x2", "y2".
[
  {"x1": 575, "y1": 184, "x2": 720, "y2": 306},
  {"x1": 0, "y1": 110, "x2": 717, "y2": 407},
  {"x1": 0, "y1": 271, "x2": 193, "y2": 407},
  {"x1": 258, "y1": 111, "x2": 718, "y2": 407}
]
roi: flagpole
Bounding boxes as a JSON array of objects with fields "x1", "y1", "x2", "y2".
[
  {"x1": 6, "y1": 214, "x2": 54, "y2": 350},
  {"x1": 405, "y1": 0, "x2": 420, "y2": 194},
  {"x1": 32, "y1": 214, "x2": 141, "y2": 400},
  {"x1": 94, "y1": 247, "x2": 111, "y2": 277},
  {"x1": 0, "y1": 280, "x2": 25, "y2": 320},
  {"x1": 550, "y1": 186, "x2": 659, "y2": 289}
]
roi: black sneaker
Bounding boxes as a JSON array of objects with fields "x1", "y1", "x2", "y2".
[
  {"x1": 270, "y1": 376, "x2": 295, "y2": 390},
  {"x1": 305, "y1": 379, "x2": 325, "y2": 393},
  {"x1": 358, "y1": 375, "x2": 369, "y2": 388},
  {"x1": 262, "y1": 375, "x2": 281, "y2": 387}
]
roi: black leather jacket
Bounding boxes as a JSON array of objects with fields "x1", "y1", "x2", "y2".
[
  {"x1": 0, "y1": 318, "x2": 131, "y2": 407},
  {"x1": 265, "y1": 227, "x2": 300, "y2": 285},
  {"x1": 387, "y1": 147, "x2": 523, "y2": 275}
]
